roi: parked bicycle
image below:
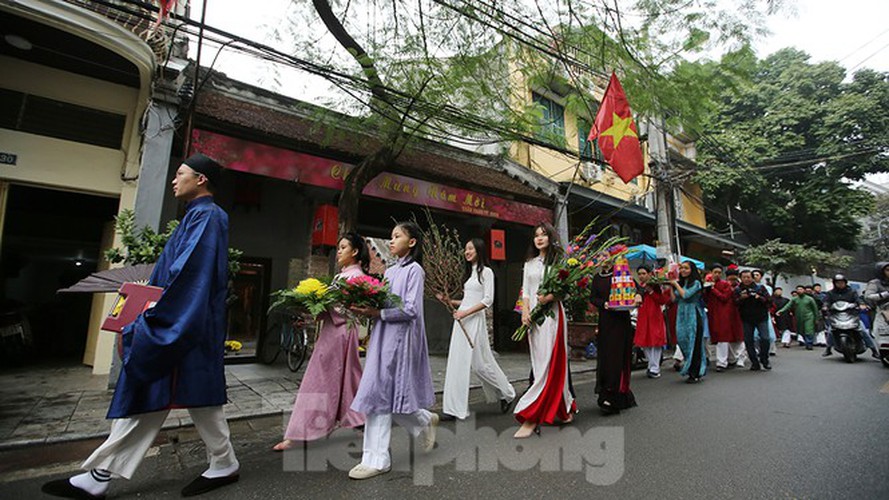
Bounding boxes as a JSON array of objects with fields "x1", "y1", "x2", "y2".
[{"x1": 261, "y1": 311, "x2": 310, "y2": 372}]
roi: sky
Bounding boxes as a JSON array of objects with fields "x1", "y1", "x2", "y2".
[
  {"x1": 189, "y1": 0, "x2": 889, "y2": 103},
  {"x1": 187, "y1": 0, "x2": 889, "y2": 183},
  {"x1": 755, "y1": 0, "x2": 889, "y2": 73},
  {"x1": 764, "y1": 1, "x2": 889, "y2": 186}
]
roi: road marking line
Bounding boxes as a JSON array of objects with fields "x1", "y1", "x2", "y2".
[{"x1": 880, "y1": 381, "x2": 889, "y2": 394}]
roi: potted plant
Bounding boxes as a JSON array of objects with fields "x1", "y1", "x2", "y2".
[{"x1": 566, "y1": 296, "x2": 598, "y2": 360}]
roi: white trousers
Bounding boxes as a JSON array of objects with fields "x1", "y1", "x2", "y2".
[
  {"x1": 780, "y1": 330, "x2": 793, "y2": 344},
  {"x1": 442, "y1": 329, "x2": 516, "y2": 419},
  {"x1": 715, "y1": 342, "x2": 745, "y2": 368},
  {"x1": 361, "y1": 410, "x2": 433, "y2": 469},
  {"x1": 672, "y1": 347, "x2": 684, "y2": 362},
  {"x1": 81, "y1": 407, "x2": 238, "y2": 480},
  {"x1": 706, "y1": 342, "x2": 717, "y2": 361},
  {"x1": 642, "y1": 347, "x2": 662, "y2": 374}
]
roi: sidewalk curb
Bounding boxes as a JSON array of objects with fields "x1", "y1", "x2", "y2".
[{"x1": 0, "y1": 364, "x2": 598, "y2": 453}]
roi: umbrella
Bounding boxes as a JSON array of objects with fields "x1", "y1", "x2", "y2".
[
  {"x1": 57, "y1": 264, "x2": 155, "y2": 293},
  {"x1": 625, "y1": 244, "x2": 705, "y2": 270}
]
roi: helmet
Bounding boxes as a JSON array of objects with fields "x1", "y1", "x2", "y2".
[{"x1": 833, "y1": 274, "x2": 847, "y2": 283}]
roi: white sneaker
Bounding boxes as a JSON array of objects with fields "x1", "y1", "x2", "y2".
[
  {"x1": 348, "y1": 464, "x2": 391, "y2": 480},
  {"x1": 421, "y1": 413, "x2": 439, "y2": 452}
]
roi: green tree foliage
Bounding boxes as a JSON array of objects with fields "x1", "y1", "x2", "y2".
[
  {"x1": 742, "y1": 239, "x2": 853, "y2": 279},
  {"x1": 694, "y1": 48, "x2": 889, "y2": 251},
  {"x1": 105, "y1": 209, "x2": 243, "y2": 276},
  {"x1": 104, "y1": 209, "x2": 179, "y2": 266},
  {"x1": 270, "y1": 1, "x2": 783, "y2": 230}
]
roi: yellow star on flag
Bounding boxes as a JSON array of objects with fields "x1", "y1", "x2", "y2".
[{"x1": 600, "y1": 113, "x2": 638, "y2": 149}]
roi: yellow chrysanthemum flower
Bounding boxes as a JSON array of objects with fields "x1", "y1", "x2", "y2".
[
  {"x1": 567, "y1": 258, "x2": 580, "y2": 267},
  {"x1": 296, "y1": 278, "x2": 328, "y2": 297}
]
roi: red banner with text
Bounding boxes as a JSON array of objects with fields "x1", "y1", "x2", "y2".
[{"x1": 191, "y1": 129, "x2": 552, "y2": 226}]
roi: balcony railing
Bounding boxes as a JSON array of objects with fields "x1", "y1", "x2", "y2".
[{"x1": 62, "y1": 0, "x2": 184, "y2": 62}]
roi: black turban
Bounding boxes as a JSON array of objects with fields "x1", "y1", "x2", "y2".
[{"x1": 183, "y1": 153, "x2": 223, "y2": 187}]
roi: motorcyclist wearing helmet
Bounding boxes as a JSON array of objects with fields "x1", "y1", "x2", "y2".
[
  {"x1": 863, "y1": 263, "x2": 889, "y2": 364},
  {"x1": 823, "y1": 274, "x2": 878, "y2": 358}
]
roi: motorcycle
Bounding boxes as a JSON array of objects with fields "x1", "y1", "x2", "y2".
[
  {"x1": 828, "y1": 301, "x2": 865, "y2": 363},
  {"x1": 870, "y1": 306, "x2": 889, "y2": 368}
]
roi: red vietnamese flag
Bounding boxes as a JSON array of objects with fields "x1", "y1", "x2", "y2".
[
  {"x1": 151, "y1": 1, "x2": 179, "y2": 31},
  {"x1": 588, "y1": 72, "x2": 644, "y2": 183}
]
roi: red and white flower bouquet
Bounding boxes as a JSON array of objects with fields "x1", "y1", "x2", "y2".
[{"x1": 330, "y1": 275, "x2": 402, "y2": 326}]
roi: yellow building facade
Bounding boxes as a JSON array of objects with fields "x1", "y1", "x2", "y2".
[
  {"x1": 0, "y1": 0, "x2": 158, "y2": 374},
  {"x1": 505, "y1": 51, "x2": 708, "y2": 230}
]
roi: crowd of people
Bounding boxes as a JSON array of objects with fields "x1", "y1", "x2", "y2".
[
  {"x1": 40, "y1": 157, "x2": 889, "y2": 499},
  {"x1": 634, "y1": 263, "x2": 884, "y2": 381}
]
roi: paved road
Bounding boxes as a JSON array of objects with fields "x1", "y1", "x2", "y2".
[{"x1": 4, "y1": 347, "x2": 889, "y2": 499}]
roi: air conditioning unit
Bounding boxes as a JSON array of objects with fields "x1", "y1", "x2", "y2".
[
  {"x1": 629, "y1": 192, "x2": 655, "y2": 210},
  {"x1": 642, "y1": 192, "x2": 655, "y2": 211},
  {"x1": 581, "y1": 161, "x2": 602, "y2": 183}
]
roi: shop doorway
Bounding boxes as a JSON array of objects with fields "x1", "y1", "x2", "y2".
[
  {"x1": 0, "y1": 184, "x2": 119, "y2": 367},
  {"x1": 226, "y1": 257, "x2": 272, "y2": 361}
]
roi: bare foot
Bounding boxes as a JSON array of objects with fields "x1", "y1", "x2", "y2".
[
  {"x1": 272, "y1": 439, "x2": 294, "y2": 451},
  {"x1": 513, "y1": 422, "x2": 538, "y2": 439}
]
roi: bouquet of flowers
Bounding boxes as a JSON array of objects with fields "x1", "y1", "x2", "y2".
[
  {"x1": 512, "y1": 221, "x2": 625, "y2": 341},
  {"x1": 269, "y1": 277, "x2": 336, "y2": 318},
  {"x1": 224, "y1": 340, "x2": 242, "y2": 353},
  {"x1": 647, "y1": 262, "x2": 679, "y2": 285},
  {"x1": 329, "y1": 274, "x2": 402, "y2": 325}
]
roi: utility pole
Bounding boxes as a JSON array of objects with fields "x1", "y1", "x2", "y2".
[
  {"x1": 555, "y1": 197, "x2": 569, "y2": 245},
  {"x1": 645, "y1": 118, "x2": 677, "y2": 262}
]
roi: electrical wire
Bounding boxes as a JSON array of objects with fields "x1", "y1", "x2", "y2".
[
  {"x1": 104, "y1": 0, "x2": 699, "y2": 169},
  {"x1": 848, "y1": 39, "x2": 889, "y2": 73},
  {"x1": 839, "y1": 26, "x2": 889, "y2": 63},
  {"x1": 99, "y1": 0, "x2": 885, "y2": 224}
]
